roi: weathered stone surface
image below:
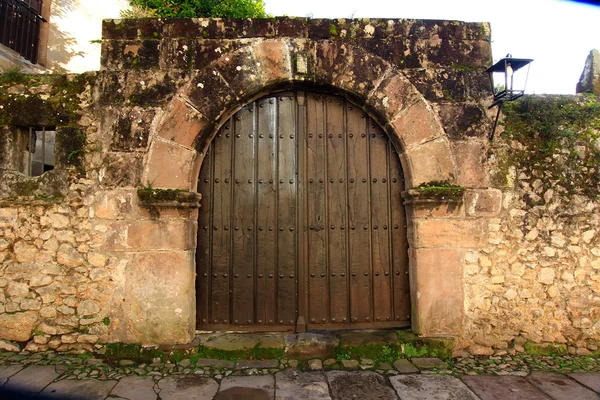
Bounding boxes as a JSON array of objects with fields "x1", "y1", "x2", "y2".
[
  {"x1": 528, "y1": 371, "x2": 599, "y2": 400},
  {"x1": 409, "y1": 248, "x2": 464, "y2": 336},
  {"x1": 285, "y1": 333, "x2": 339, "y2": 360},
  {"x1": 462, "y1": 376, "x2": 552, "y2": 400},
  {"x1": 236, "y1": 359, "x2": 279, "y2": 369},
  {"x1": 195, "y1": 359, "x2": 234, "y2": 368},
  {"x1": 576, "y1": 49, "x2": 600, "y2": 95},
  {"x1": 390, "y1": 375, "x2": 479, "y2": 400},
  {"x1": 412, "y1": 219, "x2": 486, "y2": 248},
  {"x1": 338, "y1": 330, "x2": 399, "y2": 348},
  {"x1": 42, "y1": 379, "x2": 118, "y2": 400},
  {"x1": 218, "y1": 376, "x2": 274, "y2": 399},
  {"x1": 203, "y1": 332, "x2": 285, "y2": 351},
  {"x1": 142, "y1": 140, "x2": 196, "y2": 190},
  {"x1": 0, "y1": 311, "x2": 38, "y2": 341},
  {"x1": 0, "y1": 365, "x2": 24, "y2": 385},
  {"x1": 341, "y1": 360, "x2": 360, "y2": 369},
  {"x1": 158, "y1": 376, "x2": 219, "y2": 400},
  {"x1": 393, "y1": 359, "x2": 419, "y2": 374},
  {"x1": 56, "y1": 244, "x2": 84, "y2": 267},
  {"x1": 123, "y1": 251, "x2": 195, "y2": 344},
  {"x1": 308, "y1": 359, "x2": 323, "y2": 371},
  {"x1": 391, "y1": 100, "x2": 443, "y2": 150},
  {"x1": 110, "y1": 376, "x2": 157, "y2": 400},
  {"x1": 156, "y1": 96, "x2": 208, "y2": 148},
  {"x1": 13, "y1": 241, "x2": 38, "y2": 263},
  {"x1": 400, "y1": 138, "x2": 456, "y2": 188},
  {"x1": 0, "y1": 339, "x2": 20, "y2": 352},
  {"x1": 275, "y1": 370, "x2": 331, "y2": 400},
  {"x1": 568, "y1": 373, "x2": 600, "y2": 394},
  {"x1": 411, "y1": 358, "x2": 448, "y2": 370},
  {"x1": 3, "y1": 366, "x2": 60, "y2": 393},
  {"x1": 326, "y1": 371, "x2": 396, "y2": 400}
]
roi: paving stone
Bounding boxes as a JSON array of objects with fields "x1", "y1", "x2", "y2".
[
  {"x1": 110, "y1": 376, "x2": 157, "y2": 400},
  {"x1": 326, "y1": 371, "x2": 396, "y2": 400},
  {"x1": 393, "y1": 359, "x2": 419, "y2": 374},
  {"x1": 337, "y1": 330, "x2": 399, "y2": 347},
  {"x1": 461, "y1": 375, "x2": 551, "y2": 400},
  {"x1": 3, "y1": 365, "x2": 60, "y2": 393},
  {"x1": 41, "y1": 379, "x2": 118, "y2": 400},
  {"x1": 0, "y1": 364, "x2": 23, "y2": 385},
  {"x1": 275, "y1": 369, "x2": 330, "y2": 399},
  {"x1": 527, "y1": 371, "x2": 600, "y2": 400},
  {"x1": 569, "y1": 373, "x2": 600, "y2": 393},
  {"x1": 195, "y1": 358, "x2": 235, "y2": 368},
  {"x1": 203, "y1": 333, "x2": 286, "y2": 351},
  {"x1": 341, "y1": 360, "x2": 359, "y2": 369},
  {"x1": 236, "y1": 359, "x2": 279, "y2": 369},
  {"x1": 390, "y1": 375, "x2": 479, "y2": 400},
  {"x1": 378, "y1": 363, "x2": 393, "y2": 370},
  {"x1": 216, "y1": 375, "x2": 274, "y2": 400},
  {"x1": 158, "y1": 375, "x2": 219, "y2": 399},
  {"x1": 411, "y1": 357, "x2": 448, "y2": 370},
  {"x1": 308, "y1": 359, "x2": 323, "y2": 371},
  {"x1": 285, "y1": 333, "x2": 339, "y2": 360}
]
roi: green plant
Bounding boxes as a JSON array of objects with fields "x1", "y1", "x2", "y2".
[
  {"x1": 123, "y1": 0, "x2": 268, "y2": 18},
  {"x1": 102, "y1": 316, "x2": 110, "y2": 326},
  {"x1": 0, "y1": 65, "x2": 27, "y2": 85}
]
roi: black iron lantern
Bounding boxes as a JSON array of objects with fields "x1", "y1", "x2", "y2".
[{"x1": 486, "y1": 55, "x2": 533, "y2": 139}]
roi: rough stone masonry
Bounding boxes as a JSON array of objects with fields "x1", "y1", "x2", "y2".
[{"x1": 0, "y1": 17, "x2": 598, "y2": 356}]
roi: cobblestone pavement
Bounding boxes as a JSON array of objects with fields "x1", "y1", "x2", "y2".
[{"x1": 0, "y1": 351, "x2": 599, "y2": 399}]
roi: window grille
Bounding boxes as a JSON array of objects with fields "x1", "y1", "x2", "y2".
[
  {"x1": 27, "y1": 127, "x2": 54, "y2": 176},
  {"x1": 0, "y1": 0, "x2": 45, "y2": 64}
]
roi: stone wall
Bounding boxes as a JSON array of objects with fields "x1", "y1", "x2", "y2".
[
  {"x1": 1, "y1": 17, "x2": 596, "y2": 355},
  {"x1": 461, "y1": 95, "x2": 600, "y2": 356}
]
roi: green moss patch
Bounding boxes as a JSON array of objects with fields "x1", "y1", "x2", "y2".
[
  {"x1": 524, "y1": 341, "x2": 568, "y2": 356},
  {"x1": 410, "y1": 181, "x2": 465, "y2": 200}
]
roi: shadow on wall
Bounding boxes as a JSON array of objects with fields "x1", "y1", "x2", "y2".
[{"x1": 45, "y1": 0, "x2": 128, "y2": 72}]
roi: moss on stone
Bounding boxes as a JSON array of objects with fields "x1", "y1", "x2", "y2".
[
  {"x1": 524, "y1": 341, "x2": 568, "y2": 356},
  {"x1": 501, "y1": 94, "x2": 600, "y2": 199},
  {"x1": 412, "y1": 181, "x2": 465, "y2": 200},
  {"x1": 137, "y1": 188, "x2": 186, "y2": 202}
]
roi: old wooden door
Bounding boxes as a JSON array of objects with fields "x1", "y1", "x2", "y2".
[{"x1": 196, "y1": 91, "x2": 410, "y2": 331}]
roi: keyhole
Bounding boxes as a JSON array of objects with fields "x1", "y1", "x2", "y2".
[{"x1": 317, "y1": 215, "x2": 321, "y2": 221}]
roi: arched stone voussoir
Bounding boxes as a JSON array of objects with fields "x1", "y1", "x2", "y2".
[
  {"x1": 155, "y1": 96, "x2": 211, "y2": 149},
  {"x1": 184, "y1": 67, "x2": 238, "y2": 125},
  {"x1": 312, "y1": 40, "x2": 391, "y2": 103},
  {"x1": 399, "y1": 137, "x2": 457, "y2": 189},
  {"x1": 142, "y1": 139, "x2": 197, "y2": 190}
]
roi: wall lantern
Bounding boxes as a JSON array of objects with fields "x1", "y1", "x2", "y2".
[{"x1": 486, "y1": 55, "x2": 533, "y2": 140}]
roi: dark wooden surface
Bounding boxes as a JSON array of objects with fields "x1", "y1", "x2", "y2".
[{"x1": 196, "y1": 91, "x2": 409, "y2": 330}]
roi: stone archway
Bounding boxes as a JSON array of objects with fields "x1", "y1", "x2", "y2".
[{"x1": 142, "y1": 41, "x2": 470, "y2": 338}]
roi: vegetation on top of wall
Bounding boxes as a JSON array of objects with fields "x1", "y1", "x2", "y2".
[
  {"x1": 123, "y1": 0, "x2": 268, "y2": 18},
  {"x1": 501, "y1": 94, "x2": 600, "y2": 199}
]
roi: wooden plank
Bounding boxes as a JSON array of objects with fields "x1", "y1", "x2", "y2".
[
  {"x1": 276, "y1": 94, "x2": 298, "y2": 325},
  {"x1": 368, "y1": 122, "x2": 393, "y2": 323},
  {"x1": 389, "y1": 141, "x2": 410, "y2": 322},
  {"x1": 345, "y1": 103, "x2": 372, "y2": 324},
  {"x1": 231, "y1": 105, "x2": 256, "y2": 325},
  {"x1": 210, "y1": 125, "x2": 233, "y2": 324},
  {"x1": 196, "y1": 142, "x2": 213, "y2": 327},
  {"x1": 306, "y1": 93, "x2": 329, "y2": 325},
  {"x1": 325, "y1": 95, "x2": 348, "y2": 324},
  {"x1": 256, "y1": 96, "x2": 278, "y2": 326}
]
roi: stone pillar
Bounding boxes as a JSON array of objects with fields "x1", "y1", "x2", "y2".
[{"x1": 404, "y1": 191, "x2": 485, "y2": 337}]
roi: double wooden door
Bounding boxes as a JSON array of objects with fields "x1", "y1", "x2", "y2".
[{"x1": 196, "y1": 91, "x2": 410, "y2": 331}]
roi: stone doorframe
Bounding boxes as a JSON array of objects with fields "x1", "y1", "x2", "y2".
[{"x1": 141, "y1": 40, "x2": 483, "y2": 343}]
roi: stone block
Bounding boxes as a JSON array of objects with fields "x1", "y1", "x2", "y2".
[
  {"x1": 407, "y1": 199, "x2": 464, "y2": 218},
  {"x1": 93, "y1": 190, "x2": 134, "y2": 220},
  {"x1": 391, "y1": 100, "x2": 444, "y2": 150},
  {"x1": 326, "y1": 371, "x2": 396, "y2": 399},
  {"x1": 452, "y1": 140, "x2": 489, "y2": 187},
  {"x1": 285, "y1": 333, "x2": 339, "y2": 360},
  {"x1": 435, "y1": 102, "x2": 489, "y2": 139},
  {"x1": 106, "y1": 220, "x2": 195, "y2": 251},
  {"x1": 409, "y1": 248, "x2": 464, "y2": 336},
  {"x1": 411, "y1": 218, "x2": 485, "y2": 248},
  {"x1": 368, "y1": 70, "x2": 421, "y2": 126},
  {"x1": 123, "y1": 251, "x2": 195, "y2": 344},
  {"x1": 156, "y1": 97, "x2": 208, "y2": 149},
  {"x1": 576, "y1": 49, "x2": 600, "y2": 95},
  {"x1": 186, "y1": 68, "x2": 237, "y2": 121},
  {"x1": 391, "y1": 375, "x2": 479, "y2": 400},
  {"x1": 464, "y1": 189, "x2": 502, "y2": 217},
  {"x1": 275, "y1": 370, "x2": 330, "y2": 400},
  {"x1": 0, "y1": 311, "x2": 39, "y2": 342},
  {"x1": 235, "y1": 359, "x2": 279, "y2": 369},
  {"x1": 143, "y1": 140, "x2": 196, "y2": 190},
  {"x1": 254, "y1": 40, "x2": 293, "y2": 88},
  {"x1": 109, "y1": 108, "x2": 155, "y2": 152},
  {"x1": 313, "y1": 41, "x2": 389, "y2": 101},
  {"x1": 393, "y1": 359, "x2": 419, "y2": 374},
  {"x1": 400, "y1": 138, "x2": 456, "y2": 188},
  {"x1": 410, "y1": 357, "x2": 448, "y2": 369},
  {"x1": 158, "y1": 376, "x2": 219, "y2": 400},
  {"x1": 101, "y1": 153, "x2": 144, "y2": 188},
  {"x1": 102, "y1": 39, "x2": 160, "y2": 70},
  {"x1": 159, "y1": 38, "x2": 193, "y2": 70}
]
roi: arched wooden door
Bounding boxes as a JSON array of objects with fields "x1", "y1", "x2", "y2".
[{"x1": 196, "y1": 91, "x2": 410, "y2": 331}]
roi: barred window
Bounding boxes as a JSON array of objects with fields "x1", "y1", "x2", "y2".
[
  {"x1": 27, "y1": 127, "x2": 54, "y2": 176},
  {"x1": 0, "y1": 0, "x2": 45, "y2": 64}
]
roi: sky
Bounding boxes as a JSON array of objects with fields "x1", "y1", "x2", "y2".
[{"x1": 264, "y1": 0, "x2": 600, "y2": 95}]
